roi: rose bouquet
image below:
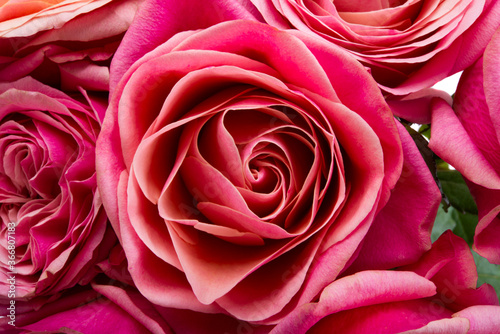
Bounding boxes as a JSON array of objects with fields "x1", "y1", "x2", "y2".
[{"x1": 0, "y1": 0, "x2": 499, "y2": 333}]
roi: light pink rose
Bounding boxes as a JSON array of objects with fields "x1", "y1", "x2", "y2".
[
  {"x1": 97, "y1": 0, "x2": 441, "y2": 323},
  {"x1": 0, "y1": 0, "x2": 143, "y2": 92},
  {"x1": 250, "y1": 0, "x2": 500, "y2": 96},
  {"x1": 429, "y1": 28, "x2": 500, "y2": 264},
  {"x1": 0, "y1": 77, "x2": 115, "y2": 304},
  {"x1": 272, "y1": 231, "x2": 500, "y2": 333}
]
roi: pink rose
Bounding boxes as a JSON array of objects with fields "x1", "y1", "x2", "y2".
[
  {"x1": 0, "y1": 77, "x2": 115, "y2": 303},
  {"x1": 429, "y1": 28, "x2": 500, "y2": 264},
  {"x1": 97, "y1": 0, "x2": 441, "y2": 323},
  {"x1": 0, "y1": 0, "x2": 143, "y2": 92},
  {"x1": 250, "y1": 0, "x2": 500, "y2": 95},
  {"x1": 272, "y1": 231, "x2": 500, "y2": 333}
]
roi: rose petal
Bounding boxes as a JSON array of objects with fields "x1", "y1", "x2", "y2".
[
  {"x1": 429, "y1": 97, "x2": 500, "y2": 189},
  {"x1": 271, "y1": 271, "x2": 437, "y2": 333},
  {"x1": 345, "y1": 122, "x2": 439, "y2": 272}
]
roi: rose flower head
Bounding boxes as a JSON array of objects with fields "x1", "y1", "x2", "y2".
[
  {"x1": 250, "y1": 0, "x2": 500, "y2": 95},
  {"x1": 0, "y1": 77, "x2": 114, "y2": 303},
  {"x1": 98, "y1": 2, "x2": 439, "y2": 323}
]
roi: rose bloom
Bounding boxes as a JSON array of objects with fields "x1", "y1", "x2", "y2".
[
  {"x1": 429, "y1": 28, "x2": 500, "y2": 264},
  {"x1": 272, "y1": 231, "x2": 500, "y2": 333},
  {"x1": 249, "y1": 0, "x2": 500, "y2": 95},
  {"x1": 97, "y1": 0, "x2": 441, "y2": 324},
  {"x1": 0, "y1": 77, "x2": 115, "y2": 304},
  {"x1": 0, "y1": 0, "x2": 143, "y2": 92}
]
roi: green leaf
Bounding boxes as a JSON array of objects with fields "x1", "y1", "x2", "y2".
[
  {"x1": 437, "y1": 170, "x2": 478, "y2": 215},
  {"x1": 451, "y1": 209, "x2": 478, "y2": 247},
  {"x1": 431, "y1": 205, "x2": 478, "y2": 246},
  {"x1": 418, "y1": 124, "x2": 431, "y2": 140},
  {"x1": 473, "y1": 251, "x2": 500, "y2": 301},
  {"x1": 431, "y1": 204, "x2": 456, "y2": 242}
]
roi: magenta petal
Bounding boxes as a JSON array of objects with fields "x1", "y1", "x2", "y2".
[
  {"x1": 401, "y1": 231, "x2": 499, "y2": 311},
  {"x1": 484, "y1": 28, "x2": 500, "y2": 141},
  {"x1": 346, "y1": 122, "x2": 439, "y2": 272},
  {"x1": 21, "y1": 296, "x2": 152, "y2": 334},
  {"x1": 453, "y1": 54, "x2": 500, "y2": 172},
  {"x1": 92, "y1": 283, "x2": 174, "y2": 334},
  {"x1": 0, "y1": 288, "x2": 150, "y2": 334},
  {"x1": 469, "y1": 183, "x2": 500, "y2": 264},
  {"x1": 271, "y1": 271, "x2": 437, "y2": 334},
  {"x1": 307, "y1": 299, "x2": 455, "y2": 334}
]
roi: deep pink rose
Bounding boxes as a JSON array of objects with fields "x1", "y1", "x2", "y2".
[
  {"x1": 429, "y1": 28, "x2": 500, "y2": 264},
  {"x1": 0, "y1": 0, "x2": 143, "y2": 92},
  {"x1": 250, "y1": 0, "x2": 500, "y2": 95},
  {"x1": 98, "y1": 0, "x2": 442, "y2": 322},
  {"x1": 272, "y1": 231, "x2": 500, "y2": 333},
  {"x1": 0, "y1": 77, "x2": 115, "y2": 304}
]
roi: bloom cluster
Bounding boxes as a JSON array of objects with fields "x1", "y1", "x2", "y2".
[{"x1": 0, "y1": 0, "x2": 499, "y2": 333}]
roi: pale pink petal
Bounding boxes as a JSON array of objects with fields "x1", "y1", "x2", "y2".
[
  {"x1": 387, "y1": 88, "x2": 453, "y2": 124},
  {"x1": 0, "y1": 0, "x2": 115, "y2": 38},
  {"x1": 401, "y1": 317, "x2": 470, "y2": 334},
  {"x1": 453, "y1": 305, "x2": 500, "y2": 333},
  {"x1": 429, "y1": 97, "x2": 500, "y2": 189},
  {"x1": 271, "y1": 271, "x2": 437, "y2": 334}
]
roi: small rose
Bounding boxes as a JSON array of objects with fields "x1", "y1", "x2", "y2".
[{"x1": 0, "y1": 77, "x2": 114, "y2": 302}]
